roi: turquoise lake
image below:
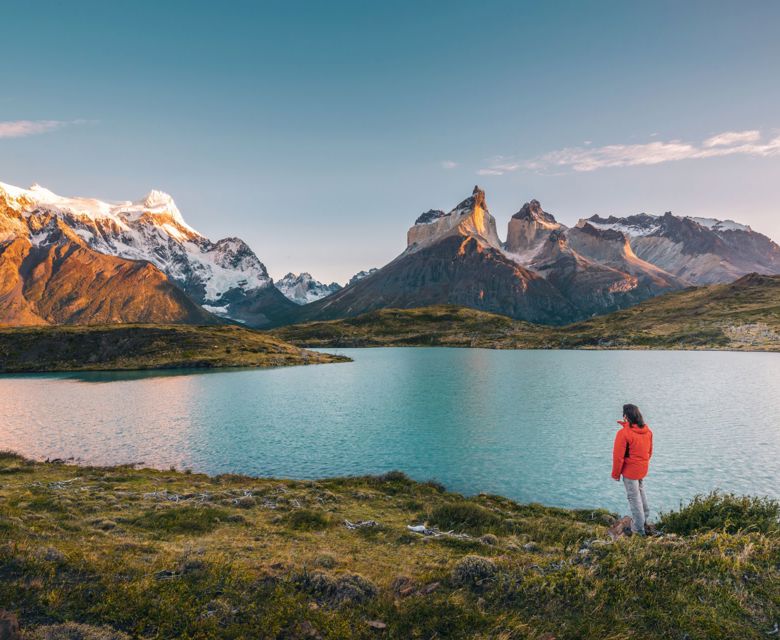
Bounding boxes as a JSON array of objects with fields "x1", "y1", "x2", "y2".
[{"x1": 1, "y1": 347, "x2": 778, "y2": 516}]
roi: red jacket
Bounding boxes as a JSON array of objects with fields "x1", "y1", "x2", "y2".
[{"x1": 612, "y1": 421, "x2": 653, "y2": 480}]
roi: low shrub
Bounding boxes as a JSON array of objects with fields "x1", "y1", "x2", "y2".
[
  {"x1": 659, "y1": 491, "x2": 780, "y2": 535},
  {"x1": 451, "y1": 555, "x2": 497, "y2": 589},
  {"x1": 479, "y1": 533, "x2": 499, "y2": 546},
  {"x1": 283, "y1": 509, "x2": 333, "y2": 531},
  {"x1": 0, "y1": 450, "x2": 29, "y2": 463},
  {"x1": 296, "y1": 570, "x2": 378, "y2": 605},
  {"x1": 428, "y1": 501, "x2": 503, "y2": 535}
]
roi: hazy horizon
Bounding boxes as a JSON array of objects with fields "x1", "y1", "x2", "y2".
[{"x1": 3, "y1": 0, "x2": 780, "y2": 282}]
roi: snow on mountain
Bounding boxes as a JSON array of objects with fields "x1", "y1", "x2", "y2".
[
  {"x1": 275, "y1": 272, "x2": 342, "y2": 305},
  {"x1": 585, "y1": 214, "x2": 662, "y2": 237},
  {"x1": 347, "y1": 268, "x2": 379, "y2": 286},
  {"x1": 0, "y1": 181, "x2": 286, "y2": 324},
  {"x1": 582, "y1": 211, "x2": 780, "y2": 284},
  {"x1": 689, "y1": 216, "x2": 751, "y2": 232},
  {"x1": 587, "y1": 213, "x2": 751, "y2": 236}
]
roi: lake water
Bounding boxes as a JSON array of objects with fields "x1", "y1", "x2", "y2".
[{"x1": 1, "y1": 348, "x2": 778, "y2": 516}]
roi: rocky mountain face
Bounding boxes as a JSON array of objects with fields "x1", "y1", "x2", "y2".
[
  {"x1": 585, "y1": 212, "x2": 780, "y2": 284},
  {"x1": 0, "y1": 181, "x2": 297, "y2": 327},
  {"x1": 406, "y1": 186, "x2": 503, "y2": 252},
  {"x1": 505, "y1": 199, "x2": 562, "y2": 256},
  {"x1": 0, "y1": 213, "x2": 214, "y2": 326},
  {"x1": 294, "y1": 187, "x2": 658, "y2": 324},
  {"x1": 275, "y1": 272, "x2": 342, "y2": 305},
  {"x1": 292, "y1": 187, "x2": 779, "y2": 326}
]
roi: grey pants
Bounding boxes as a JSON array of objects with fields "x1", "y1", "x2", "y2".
[{"x1": 622, "y1": 477, "x2": 650, "y2": 534}]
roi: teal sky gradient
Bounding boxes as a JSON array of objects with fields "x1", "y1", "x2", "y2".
[{"x1": 2, "y1": 0, "x2": 780, "y2": 282}]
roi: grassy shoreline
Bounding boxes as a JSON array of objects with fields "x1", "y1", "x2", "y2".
[{"x1": 1, "y1": 452, "x2": 777, "y2": 639}]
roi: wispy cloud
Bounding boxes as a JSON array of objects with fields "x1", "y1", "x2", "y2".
[
  {"x1": 441, "y1": 160, "x2": 458, "y2": 169},
  {"x1": 0, "y1": 119, "x2": 83, "y2": 139},
  {"x1": 476, "y1": 156, "x2": 520, "y2": 176},
  {"x1": 702, "y1": 130, "x2": 760, "y2": 147},
  {"x1": 480, "y1": 129, "x2": 780, "y2": 174}
]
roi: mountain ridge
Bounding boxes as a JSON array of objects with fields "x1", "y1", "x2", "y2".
[
  {"x1": 284, "y1": 186, "x2": 780, "y2": 326},
  {"x1": 290, "y1": 187, "x2": 693, "y2": 325},
  {"x1": 272, "y1": 273, "x2": 780, "y2": 352}
]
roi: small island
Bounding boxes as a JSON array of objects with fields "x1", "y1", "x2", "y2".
[{"x1": 0, "y1": 324, "x2": 348, "y2": 373}]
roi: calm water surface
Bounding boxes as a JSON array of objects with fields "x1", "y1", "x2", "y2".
[{"x1": 1, "y1": 348, "x2": 778, "y2": 516}]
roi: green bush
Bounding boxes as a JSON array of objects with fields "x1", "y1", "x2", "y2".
[
  {"x1": 659, "y1": 491, "x2": 780, "y2": 535},
  {"x1": 283, "y1": 508, "x2": 333, "y2": 531},
  {"x1": 428, "y1": 501, "x2": 503, "y2": 535}
]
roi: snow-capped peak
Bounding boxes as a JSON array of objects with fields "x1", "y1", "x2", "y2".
[
  {"x1": 0, "y1": 178, "x2": 273, "y2": 311},
  {"x1": 141, "y1": 189, "x2": 175, "y2": 208},
  {"x1": 28, "y1": 183, "x2": 57, "y2": 196},
  {"x1": 275, "y1": 271, "x2": 342, "y2": 305}
]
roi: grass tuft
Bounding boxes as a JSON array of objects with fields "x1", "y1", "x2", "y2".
[
  {"x1": 127, "y1": 506, "x2": 233, "y2": 535},
  {"x1": 451, "y1": 555, "x2": 497, "y2": 589},
  {"x1": 659, "y1": 491, "x2": 780, "y2": 535},
  {"x1": 427, "y1": 501, "x2": 504, "y2": 535},
  {"x1": 283, "y1": 509, "x2": 334, "y2": 531}
]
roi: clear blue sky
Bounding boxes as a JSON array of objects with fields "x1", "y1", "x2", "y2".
[{"x1": 2, "y1": 0, "x2": 779, "y2": 283}]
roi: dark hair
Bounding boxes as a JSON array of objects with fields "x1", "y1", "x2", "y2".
[{"x1": 623, "y1": 404, "x2": 645, "y2": 427}]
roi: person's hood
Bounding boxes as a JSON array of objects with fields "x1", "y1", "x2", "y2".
[{"x1": 617, "y1": 420, "x2": 650, "y2": 433}]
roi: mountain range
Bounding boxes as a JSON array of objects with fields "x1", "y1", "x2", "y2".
[
  {"x1": 1, "y1": 180, "x2": 779, "y2": 327},
  {"x1": 273, "y1": 273, "x2": 780, "y2": 352},
  {"x1": 293, "y1": 186, "x2": 780, "y2": 324}
]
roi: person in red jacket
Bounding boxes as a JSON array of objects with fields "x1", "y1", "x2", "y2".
[{"x1": 612, "y1": 403, "x2": 653, "y2": 535}]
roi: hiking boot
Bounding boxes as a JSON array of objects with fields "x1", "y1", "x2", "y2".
[{"x1": 607, "y1": 516, "x2": 633, "y2": 540}]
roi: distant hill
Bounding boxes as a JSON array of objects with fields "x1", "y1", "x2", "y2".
[
  {"x1": 272, "y1": 274, "x2": 780, "y2": 352},
  {"x1": 0, "y1": 324, "x2": 348, "y2": 372}
]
